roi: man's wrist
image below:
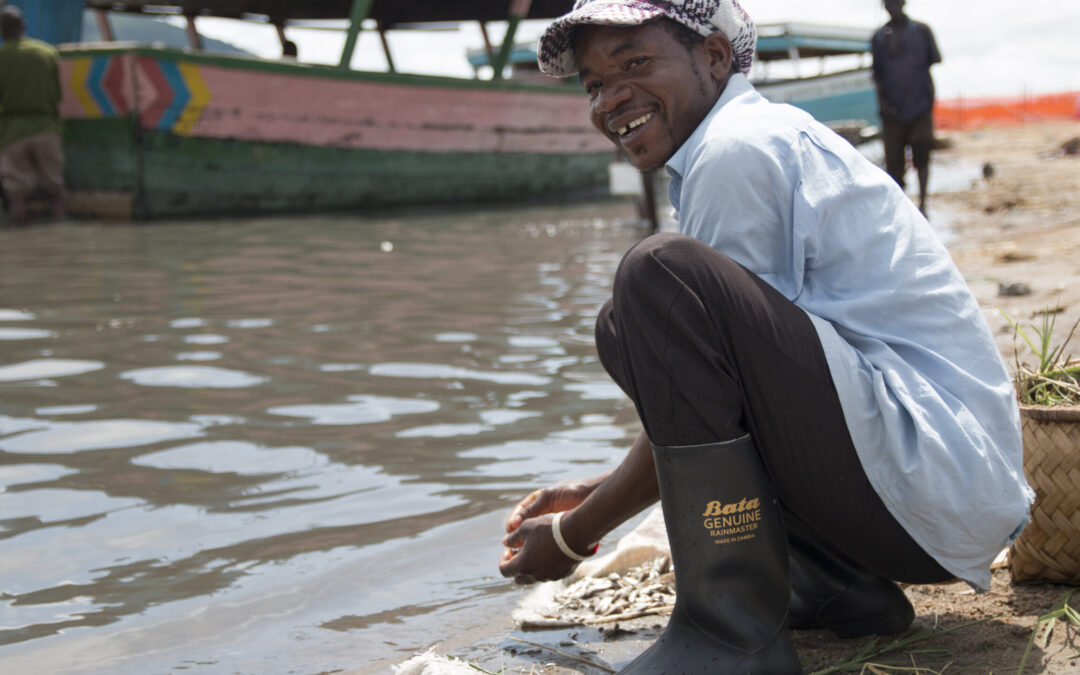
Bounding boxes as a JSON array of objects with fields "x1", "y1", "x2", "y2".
[{"x1": 552, "y1": 511, "x2": 598, "y2": 560}]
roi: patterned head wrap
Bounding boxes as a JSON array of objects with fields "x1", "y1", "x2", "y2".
[{"x1": 537, "y1": 0, "x2": 756, "y2": 78}]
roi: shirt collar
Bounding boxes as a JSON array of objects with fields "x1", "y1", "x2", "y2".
[
  {"x1": 666, "y1": 73, "x2": 754, "y2": 181},
  {"x1": 665, "y1": 73, "x2": 756, "y2": 211}
]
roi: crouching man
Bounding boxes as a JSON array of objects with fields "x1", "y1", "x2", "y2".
[{"x1": 498, "y1": 1, "x2": 1032, "y2": 673}]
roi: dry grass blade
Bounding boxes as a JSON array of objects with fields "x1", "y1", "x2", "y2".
[
  {"x1": 859, "y1": 665, "x2": 946, "y2": 674},
  {"x1": 589, "y1": 606, "x2": 673, "y2": 624},
  {"x1": 1017, "y1": 589, "x2": 1080, "y2": 674},
  {"x1": 857, "y1": 656, "x2": 968, "y2": 675},
  {"x1": 811, "y1": 618, "x2": 995, "y2": 674}
]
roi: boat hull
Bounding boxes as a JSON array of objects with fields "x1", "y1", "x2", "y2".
[
  {"x1": 756, "y1": 68, "x2": 880, "y2": 130},
  {"x1": 59, "y1": 47, "x2": 614, "y2": 220}
]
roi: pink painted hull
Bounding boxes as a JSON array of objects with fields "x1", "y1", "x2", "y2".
[{"x1": 60, "y1": 48, "x2": 612, "y2": 155}]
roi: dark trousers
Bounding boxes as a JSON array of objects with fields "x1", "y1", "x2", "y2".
[
  {"x1": 595, "y1": 233, "x2": 951, "y2": 584},
  {"x1": 883, "y1": 108, "x2": 934, "y2": 189}
]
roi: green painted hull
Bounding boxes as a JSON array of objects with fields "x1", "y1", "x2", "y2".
[{"x1": 64, "y1": 118, "x2": 612, "y2": 220}]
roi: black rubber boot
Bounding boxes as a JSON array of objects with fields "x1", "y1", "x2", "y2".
[
  {"x1": 786, "y1": 515, "x2": 914, "y2": 638},
  {"x1": 619, "y1": 436, "x2": 802, "y2": 674}
]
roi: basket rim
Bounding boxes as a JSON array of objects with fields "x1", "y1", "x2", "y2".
[{"x1": 1019, "y1": 402, "x2": 1080, "y2": 422}]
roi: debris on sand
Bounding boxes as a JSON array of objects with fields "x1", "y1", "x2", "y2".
[{"x1": 999, "y1": 281, "x2": 1033, "y2": 297}]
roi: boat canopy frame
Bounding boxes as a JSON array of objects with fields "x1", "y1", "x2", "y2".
[
  {"x1": 754, "y1": 22, "x2": 872, "y2": 61},
  {"x1": 83, "y1": 0, "x2": 576, "y2": 76}
]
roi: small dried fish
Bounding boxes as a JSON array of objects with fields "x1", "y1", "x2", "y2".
[{"x1": 548, "y1": 556, "x2": 676, "y2": 626}]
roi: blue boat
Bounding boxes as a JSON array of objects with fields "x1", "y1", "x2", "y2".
[{"x1": 753, "y1": 23, "x2": 880, "y2": 135}]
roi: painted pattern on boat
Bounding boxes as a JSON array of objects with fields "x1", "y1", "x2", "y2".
[{"x1": 60, "y1": 48, "x2": 611, "y2": 153}]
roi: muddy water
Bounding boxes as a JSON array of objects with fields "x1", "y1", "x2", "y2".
[{"x1": 0, "y1": 204, "x2": 648, "y2": 673}]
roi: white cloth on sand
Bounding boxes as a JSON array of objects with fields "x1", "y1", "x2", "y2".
[{"x1": 391, "y1": 649, "x2": 477, "y2": 675}]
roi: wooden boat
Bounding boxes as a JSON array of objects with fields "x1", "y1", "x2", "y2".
[
  {"x1": 52, "y1": 1, "x2": 614, "y2": 220},
  {"x1": 753, "y1": 23, "x2": 880, "y2": 135}
]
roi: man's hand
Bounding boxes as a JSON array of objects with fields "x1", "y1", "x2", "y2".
[
  {"x1": 498, "y1": 475, "x2": 606, "y2": 585},
  {"x1": 498, "y1": 512, "x2": 581, "y2": 585},
  {"x1": 497, "y1": 432, "x2": 659, "y2": 585},
  {"x1": 877, "y1": 98, "x2": 900, "y2": 120},
  {"x1": 504, "y1": 474, "x2": 607, "y2": 535}
]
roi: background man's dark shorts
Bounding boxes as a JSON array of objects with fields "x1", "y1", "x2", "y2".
[{"x1": 884, "y1": 108, "x2": 934, "y2": 181}]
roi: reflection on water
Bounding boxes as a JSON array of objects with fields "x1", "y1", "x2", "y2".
[
  {"x1": 0, "y1": 204, "x2": 645, "y2": 673},
  {"x1": 0, "y1": 359, "x2": 105, "y2": 381},
  {"x1": 120, "y1": 365, "x2": 268, "y2": 388}
]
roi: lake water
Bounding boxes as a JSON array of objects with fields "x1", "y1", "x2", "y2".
[{"x1": 0, "y1": 203, "x2": 650, "y2": 673}]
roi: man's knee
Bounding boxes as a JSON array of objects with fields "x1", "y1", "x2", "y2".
[
  {"x1": 35, "y1": 136, "x2": 65, "y2": 195},
  {"x1": 910, "y1": 143, "x2": 931, "y2": 170},
  {"x1": 595, "y1": 298, "x2": 616, "y2": 348},
  {"x1": 614, "y1": 232, "x2": 733, "y2": 299},
  {"x1": 593, "y1": 297, "x2": 630, "y2": 392}
]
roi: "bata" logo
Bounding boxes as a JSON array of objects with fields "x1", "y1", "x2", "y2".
[{"x1": 702, "y1": 498, "x2": 760, "y2": 517}]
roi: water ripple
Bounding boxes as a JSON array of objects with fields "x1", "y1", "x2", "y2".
[
  {"x1": 267, "y1": 395, "x2": 439, "y2": 425},
  {"x1": 175, "y1": 352, "x2": 222, "y2": 361},
  {"x1": 506, "y1": 335, "x2": 560, "y2": 349},
  {"x1": 0, "y1": 328, "x2": 55, "y2": 340},
  {"x1": 0, "y1": 309, "x2": 35, "y2": 321},
  {"x1": 119, "y1": 366, "x2": 267, "y2": 388},
  {"x1": 133, "y1": 441, "x2": 327, "y2": 475},
  {"x1": 183, "y1": 334, "x2": 229, "y2": 345},
  {"x1": 0, "y1": 359, "x2": 104, "y2": 382},
  {"x1": 0, "y1": 463, "x2": 78, "y2": 489},
  {"x1": 0, "y1": 415, "x2": 50, "y2": 436},
  {"x1": 226, "y1": 318, "x2": 273, "y2": 328},
  {"x1": 395, "y1": 423, "x2": 492, "y2": 438},
  {"x1": 369, "y1": 362, "x2": 551, "y2": 386},
  {"x1": 34, "y1": 405, "x2": 97, "y2": 416},
  {"x1": 434, "y1": 332, "x2": 477, "y2": 343},
  {"x1": 0, "y1": 419, "x2": 204, "y2": 454},
  {"x1": 170, "y1": 318, "x2": 207, "y2": 328},
  {"x1": 0, "y1": 488, "x2": 142, "y2": 527}
]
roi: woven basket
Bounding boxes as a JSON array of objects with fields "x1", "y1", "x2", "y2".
[{"x1": 1009, "y1": 404, "x2": 1080, "y2": 584}]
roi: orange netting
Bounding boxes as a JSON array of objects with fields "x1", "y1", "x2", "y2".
[{"x1": 935, "y1": 91, "x2": 1080, "y2": 130}]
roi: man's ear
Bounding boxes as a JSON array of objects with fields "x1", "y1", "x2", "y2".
[{"x1": 701, "y1": 32, "x2": 734, "y2": 81}]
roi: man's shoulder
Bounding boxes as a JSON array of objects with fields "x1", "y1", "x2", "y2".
[
  {"x1": 19, "y1": 37, "x2": 60, "y2": 58},
  {"x1": 909, "y1": 20, "x2": 936, "y2": 36},
  {"x1": 691, "y1": 97, "x2": 811, "y2": 171},
  {"x1": 710, "y1": 95, "x2": 811, "y2": 143}
]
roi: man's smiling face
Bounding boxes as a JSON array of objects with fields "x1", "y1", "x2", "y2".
[{"x1": 574, "y1": 21, "x2": 730, "y2": 171}]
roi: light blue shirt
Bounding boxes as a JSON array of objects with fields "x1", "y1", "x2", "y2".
[{"x1": 666, "y1": 74, "x2": 1033, "y2": 590}]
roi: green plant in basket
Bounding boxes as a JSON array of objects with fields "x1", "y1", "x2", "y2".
[{"x1": 1002, "y1": 309, "x2": 1080, "y2": 406}]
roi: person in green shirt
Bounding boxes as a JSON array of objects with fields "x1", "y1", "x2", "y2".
[{"x1": 0, "y1": 5, "x2": 65, "y2": 226}]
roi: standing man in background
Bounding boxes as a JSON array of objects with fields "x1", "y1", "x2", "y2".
[
  {"x1": 0, "y1": 5, "x2": 66, "y2": 226},
  {"x1": 872, "y1": 0, "x2": 941, "y2": 215}
]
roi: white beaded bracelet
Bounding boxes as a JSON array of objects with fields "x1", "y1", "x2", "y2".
[{"x1": 551, "y1": 511, "x2": 594, "y2": 561}]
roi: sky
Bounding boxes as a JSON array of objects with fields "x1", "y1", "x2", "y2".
[{"x1": 178, "y1": 0, "x2": 1080, "y2": 99}]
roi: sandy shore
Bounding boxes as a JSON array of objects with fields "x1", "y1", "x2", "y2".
[{"x1": 383, "y1": 121, "x2": 1080, "y2": 675}]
